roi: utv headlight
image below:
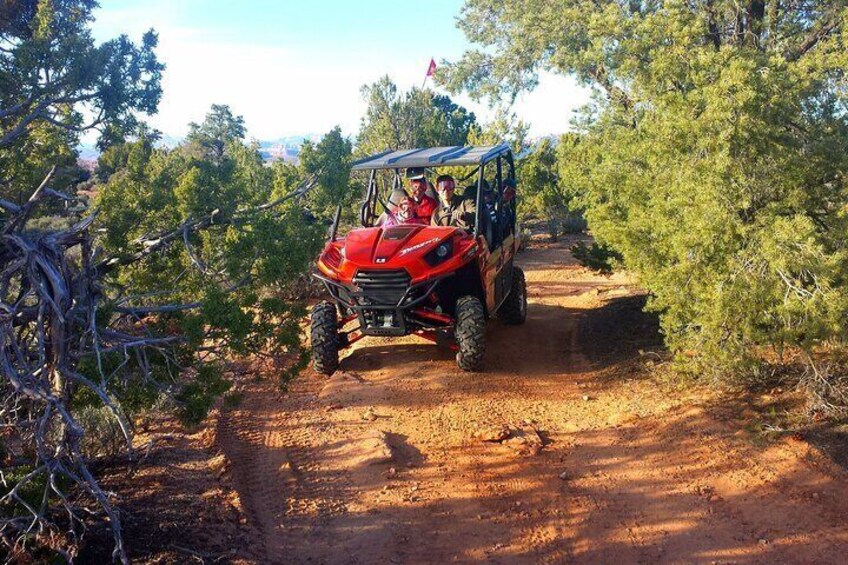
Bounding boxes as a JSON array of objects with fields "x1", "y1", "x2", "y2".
[{"x1": 423, "y1": 238, "x2": 454, "y2": 266}]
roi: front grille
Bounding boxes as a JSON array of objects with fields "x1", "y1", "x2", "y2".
[{"x1": 353, "y1": 269, "x2": 411, "y2": 305}]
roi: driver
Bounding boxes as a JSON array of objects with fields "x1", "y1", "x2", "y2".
[
  {"x1": 431, "y1": 174, "x2": 475, "y2": 230},
  {"x1": 405, "y1": 167, "x2": 437, "y2": 224}
]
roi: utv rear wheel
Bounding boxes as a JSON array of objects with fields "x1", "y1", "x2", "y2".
[
  {"x1": 499, "y1": 267, "x2": 527, "y2": 325},
  {"x1": 310, "y1": 302, "x2": 339, "y2": 375},
  {"x1": 455, "y1": 296, "x2": 486, "y2": 371}
]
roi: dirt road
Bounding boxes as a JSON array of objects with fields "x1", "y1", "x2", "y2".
[{"x1": 214, "y1": 240, "x2": 848, "y2": 564}]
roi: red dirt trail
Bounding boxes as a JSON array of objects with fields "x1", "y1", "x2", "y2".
[{"x1": 211, "y1": 241, "x2": 848, "y2": 564}]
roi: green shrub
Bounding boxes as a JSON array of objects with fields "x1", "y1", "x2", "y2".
[
  {"x1": 444, "y1": 0, "x2": 848, "y2": 383},
  {"x1": 75, "y1": 406, "x2": 127, "y2": 459},
  {"x1": 560, "y1": 211, "x2": 588, "y2": 235},
  {"x1": 176, "y1": 363, "x2": 231, "y2": 426},
  {"x1": 571, "y1": 241, "x2": 622, "y2": 274},
  {"x1": 222, "y1": 390, "x2": 245, "y2": 409}
]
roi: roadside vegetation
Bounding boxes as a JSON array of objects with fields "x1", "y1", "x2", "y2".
[
  {"x1": 441, "y1": 0, "x2": 848, "y2": 416},
  {"x1": 1, "y1": 0, "x2": 846, "y2": 561},
  {"x1": 0, "y1": 2, "x2": 536, "y2": 560}
]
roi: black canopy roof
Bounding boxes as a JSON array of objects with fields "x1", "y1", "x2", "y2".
[{"x1": 351, "y1": 143, "x2": 511, "y2": 171}]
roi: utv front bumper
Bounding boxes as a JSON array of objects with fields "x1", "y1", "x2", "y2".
[{"x1": 313, "y1": 270, "x2": 450, "y2": 336}]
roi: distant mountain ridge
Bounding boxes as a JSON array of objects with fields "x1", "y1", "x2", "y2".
[{"x1": 76, "y1": 133, "x2": 321, "y2": 165}]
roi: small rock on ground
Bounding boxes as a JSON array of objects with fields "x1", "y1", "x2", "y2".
[
  {"x1": 328, "y1": 430, "x2": 394, "y2": 467},
  {"x1": 474, "y1": 425, "x2": 511, "y2": 442},
  {"x1": 503, "y1": 425, "x2": 544, "y2": 456}
]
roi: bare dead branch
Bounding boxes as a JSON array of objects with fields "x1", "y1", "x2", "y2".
[{"x1": 1, "y1": 168, "x2": 319, "y2": 561}]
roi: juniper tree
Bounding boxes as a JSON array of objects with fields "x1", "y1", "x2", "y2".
[
  {"x1": 442, "y1": 1, "x2": 848, "y2": 387},
  {"x1": 0, "y1": 0, "x2": 163, "y2": 205}
]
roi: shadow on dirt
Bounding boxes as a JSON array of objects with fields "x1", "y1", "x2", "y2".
[
  {"x1": 78, "y1": 435, "x2": 249, "y2": 564},
  {"x1": 803, "y1": 426, "x2": 848, "y2": 470},
  {"x1": 342, "y1": 295, "x2": 663, "y2": 379},
  {"x1": 574, "y1": 294, "x2": 663, "y2": 368},
  {"x1": 229, "y1": 404, "x2": 848, "y2": 564},
  {"x1": 384, "y1": 432, "x2": 425, "y2": 467}
]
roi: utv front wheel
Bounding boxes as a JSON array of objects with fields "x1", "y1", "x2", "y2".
[
  {"x1": 455, "y1": 296, "x2": 486, "y2": 371},
  {"x1": 499, "y1": 267, "x2": 527, "y2": 325},
  {"x1": 310, "y1": 302, "x2": 339, "y2": 375}
]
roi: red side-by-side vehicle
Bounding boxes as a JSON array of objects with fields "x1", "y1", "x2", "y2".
[{"x1": 310, "y1": 144, "x2": 527, "y2": 374}]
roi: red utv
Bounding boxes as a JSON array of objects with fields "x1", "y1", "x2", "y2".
[{"x1": 310, "y1": 144, "x2": 527, "y2": 374}]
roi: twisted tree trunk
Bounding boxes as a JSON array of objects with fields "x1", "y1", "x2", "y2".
[{"x1": 1, "y1": 169, "x2": 317, "y2": 562}]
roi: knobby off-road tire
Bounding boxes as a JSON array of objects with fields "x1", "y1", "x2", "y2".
[
  {"x1": 499, "y1": 267, "x2": 527, "y2": 325},
  {"x1": 310, "y1": 301, "x2": 339, "y2": 375},
  {"x1": 455, "y1": 295, "x2": 486, "y2": 371}
]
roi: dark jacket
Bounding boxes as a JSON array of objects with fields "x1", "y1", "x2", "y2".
[{"x1": 431, "y1": 195, "x2": 476, "y2": 230}]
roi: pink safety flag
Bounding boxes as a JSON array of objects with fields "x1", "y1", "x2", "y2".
[{"x1": 426, "y1": 58, "x2": 436, "y2": 77}]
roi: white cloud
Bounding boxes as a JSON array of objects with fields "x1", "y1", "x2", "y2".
[
  {"x1": 513, "y1": 72, "x2": 591, "y2": 136},
  {"x1": 148, "y1": 33, "x2": 590, "y2": 141},
  {"x1": 89, "y1": 5, "x2": 591, "y2": 143}
]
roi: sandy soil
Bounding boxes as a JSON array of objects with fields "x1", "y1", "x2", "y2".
[{"x1": 84, "y1": 239, "x2": 848, "y2": 564}]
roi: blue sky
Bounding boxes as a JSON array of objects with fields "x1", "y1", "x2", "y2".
[{"x1": 91, "y1": 0, "x2": 589, "y2": 141}]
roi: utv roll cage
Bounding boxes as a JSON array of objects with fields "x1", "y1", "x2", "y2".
[
  {"x1": 351, "y1": 143, "x2": 516, "y2": 244},
  {"x1": 310, "y1": 143, "x2": 527, "y2": 375}
]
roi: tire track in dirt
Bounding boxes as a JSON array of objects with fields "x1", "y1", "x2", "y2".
[
  {"x1": 216, "y1": 380, "x2": 348, "y2": 563},
  {"x1": 214, "y1": 239, "x2": 848, "y2": 564},
  {"x1": 215, "y1": 395, "x2": 288, "y2": 560}
]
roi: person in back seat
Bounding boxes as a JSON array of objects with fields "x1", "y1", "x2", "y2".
[{"x1": 406, "y1": 167, "x2": 437, "y2": 224}]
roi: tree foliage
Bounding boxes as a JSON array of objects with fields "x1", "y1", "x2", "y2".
[
  {"x1": 466, "y1": 107, "x2": 529, "y2": 155},
  {"x1": 357, "y1": 75, "x2": 478, "y2": 155},
  {"x1": 185, "y1": 103, "x2": 246, "y2": 162},
  {"x1": 0, "y1": 0, "x2": 163, "y2": 148},
  {"x1": 0, "y1": 0, "x2": 163, "y2": 204},
  {"x1": 517, "y1": 136, "x2": 587, "y2": 238},
  {"x1": 520, "y1": 138, "x2": 559, "y2": 215},
  {"x1": 96, "y1": 105, "x2": 325, "y2": 372},
  {"x1": 298, "y1": 126, "x2": 357, "y2": 218},
  {"x1": 445, "y1": 1, "x2": 848, "y2": 380}
]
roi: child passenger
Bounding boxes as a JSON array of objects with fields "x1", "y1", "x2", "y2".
[{"x1": 380, "y1": 197, "x2": 424, "y2": 227}]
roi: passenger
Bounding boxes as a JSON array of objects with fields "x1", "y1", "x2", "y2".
[
  {"x1": 480, "y1": 180, "x2": 501, "y2": 246},
  {"x1": 462, "y1": 181, "x2": 497, "y2": 223},
  {"x1": 461, "y1": 181, "x2": 499, "y2": 247},
  {"x1": 501, "y1": 178, "x2": 517, "y2": 232},
  {"x1": 382, "y1": 196, "x2": 423, "y2": 227},
  {"x1": 431, "y1": 174, "x2": 475, "y2": 231},
  {"x1": 481, "y1": 180, "x2": 498, "y2": 224},
  {"x1": 405, "y1": 167, "x2": 438, "y2": 223}
]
